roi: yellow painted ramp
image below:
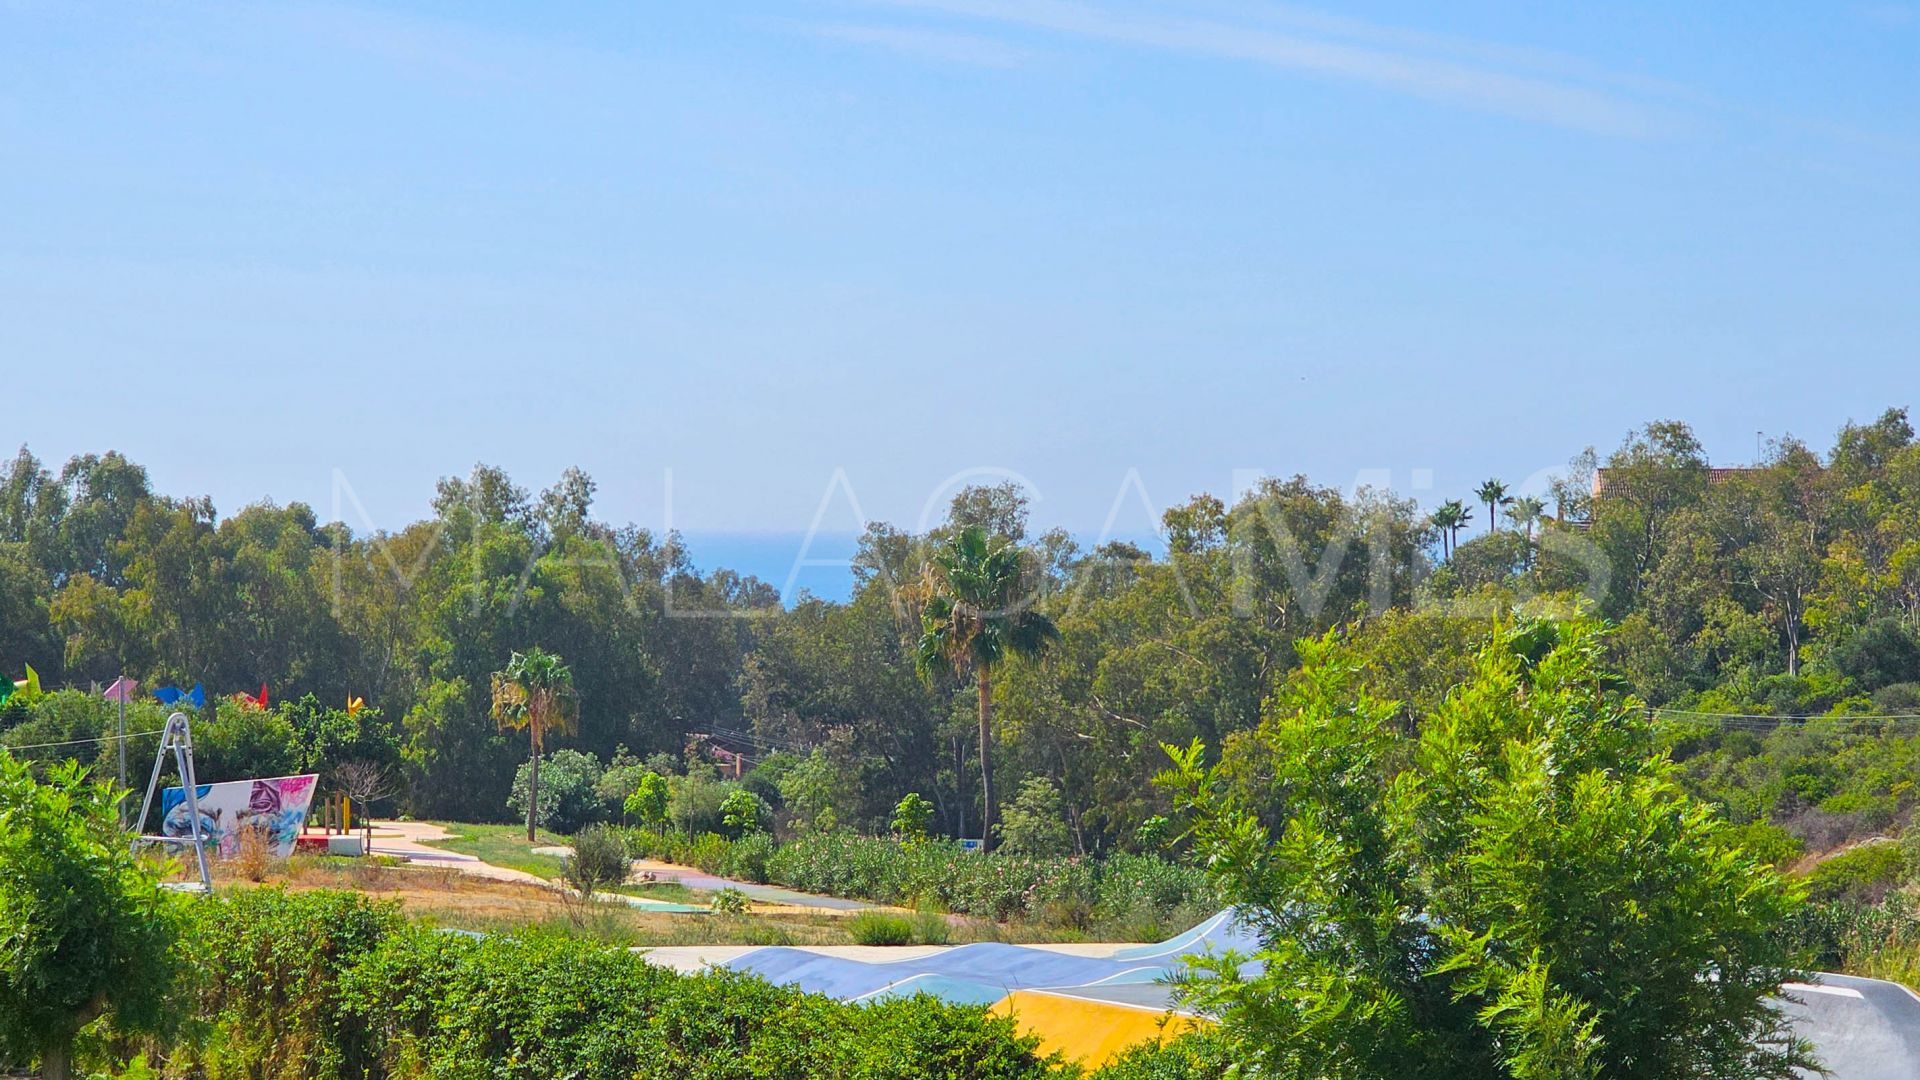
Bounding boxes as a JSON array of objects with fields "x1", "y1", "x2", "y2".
[{"x1": 989, "y1": 989, "x2": 1209, "y2": 1068}]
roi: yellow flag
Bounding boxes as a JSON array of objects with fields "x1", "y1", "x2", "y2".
[
  {"x1": 347, "y1": 695, "x2": 364, "y2": 716},
  {"x1": 14, "y1": 664, "x2": 40, "y2": 698}
]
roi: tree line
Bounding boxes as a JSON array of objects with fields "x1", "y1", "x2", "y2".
[{"x1": 5, "y1": 406, "x2": 1920, "y2": 850}]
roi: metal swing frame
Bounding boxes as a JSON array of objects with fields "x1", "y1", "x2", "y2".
[{"x1": 130, "y1": 710, "x2": 214, "y2": 894}]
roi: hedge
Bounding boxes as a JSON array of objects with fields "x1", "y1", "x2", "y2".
[
  {"x1": 140, "y1": 888, "x2": 1063, "y2": 1080},
  {"x1": 624, "y1": 828, "x2": 1215, "y2": 930}
]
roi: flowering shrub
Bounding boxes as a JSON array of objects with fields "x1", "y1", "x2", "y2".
[{"x1": 621, "y1": 827, "x2": 1214, "y2": 927}]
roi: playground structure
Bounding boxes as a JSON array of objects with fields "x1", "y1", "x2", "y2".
[
  {"x1": 641, "y1": 908, "x2": 1261, "y2": 1067},
  {"x1": 130, "y1": 711, "x2": 214, "y2": 893},
  {"x1": 302, "y1": 792, "x2": 370, "y2": 856},
  {"x1": 126, "y1": 709, "x2": 329, "y2": 885}
]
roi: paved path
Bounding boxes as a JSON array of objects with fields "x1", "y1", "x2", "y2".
[
  {"x1": 1786, "y1": 972, "x2": 1920, "y2": 1079},
  {"x1": 367, "y1": 821, "x2": 550, "y2": 885},
  {"x1": 629, "y1": 858, "x2": 878, "y2": 912},
  {"x1": 367, "y1": 825, "x2": 703, "y2": 912}
]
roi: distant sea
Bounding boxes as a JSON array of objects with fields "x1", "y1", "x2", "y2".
[
  {"x1": 678, "y1": 532, "x2": 865, "y2": 603},
  {"x1": 677, "y1": 530, "x2": 1168, "y2": 606}
]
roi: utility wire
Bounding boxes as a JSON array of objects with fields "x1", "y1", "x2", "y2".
[
  {"x1": 3, "y1": 727, "x2": 167, "y2": 752},
  {"x1": 1654, "y1": 707, "x2": 1920, "y2": 721}
]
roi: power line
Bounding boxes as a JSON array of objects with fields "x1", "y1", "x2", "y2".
[
  {"x1": 1651, "y1": 708, "x2": 1920, "y2": 726},
  {"x1": 3, "y1": 727, "x2": 167, "y2": 752}
]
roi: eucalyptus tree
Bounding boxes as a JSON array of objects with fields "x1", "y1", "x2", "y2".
[
  {"x1": 915, "y1": 526, "x2": 1058, "y2": 852},
  {"x1": 490, "y1": 647, "x2": 578, "y2": 840}
]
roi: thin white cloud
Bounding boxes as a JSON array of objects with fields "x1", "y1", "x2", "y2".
[
  {"x1": 805, "y1": 23, "x2": 1039, "y2": 68},
  {"x1": 859, "y1": 0, "x2": 1684, "y2": 136}
]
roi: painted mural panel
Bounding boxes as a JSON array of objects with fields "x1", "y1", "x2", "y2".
[{"x1": 162, "y1": 774, "x2": 318, "y2": 858}]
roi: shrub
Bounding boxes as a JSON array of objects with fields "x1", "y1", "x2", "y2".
[
  {"x1": 913, "y1": 910, "x2": 952, "y2": 946},
  {"x1": 710, "y1": 887, "x2": 751, "y2": 916},
  {"x1": 891, "y1": 792, "x2": 936, "y2": 842},
  {"x1": 143, "y1": 889, "x2": 1055, "y2": 1079},
  {"x1": 508, "y1": 748, "x2": 606, "y2": 834},
  {"x1": 1804, "y1": 840, "x2": 1906, "y2": 903},
  {"x1": 0, "y1": 757, "x2": 181, "y2": 1080},
  {"x1": 848, "y1": 911, "x2": 916, "y2": 946},
  {"x1": 1088, "y1": 1031, "x2": 1241, "y2": 1079},
  {"x1": 232, "y1": 825, "x2": 277, "y2": 884},
  {"x1": 565, "y1": 824, "x2": 632, "y2": 898},
  {"x1": 176, "y1": 887, "x2": 401, "y2": 1079},
  {"x1": 1722, "y1": 820, "x2": 1804, "y2": 869},
  {"x1": 724, "y1": 831, "x2": 776, "y2": 884}
]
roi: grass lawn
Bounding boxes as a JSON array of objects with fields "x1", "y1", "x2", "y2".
[{"x1": 418, "y1": 821, "x2": 571, "y2": 880}]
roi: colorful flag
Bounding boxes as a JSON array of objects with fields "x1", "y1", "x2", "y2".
[
  {"x1": 10, "y1": 661, "x2": 41, "y2": 703},
  {"x1": 153, "y1": 683, "x2": 207, "y2": 709},
  {"x1": 103, "y1": 676, "x2": 138, "y2": 702}
]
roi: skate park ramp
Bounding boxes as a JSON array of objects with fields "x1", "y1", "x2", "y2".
[{"x1": 646, "y1": 909, "x2": 1920, "y2": 1074}]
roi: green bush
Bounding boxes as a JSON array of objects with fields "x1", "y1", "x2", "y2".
[
  {"x1": 1804, "y1": 841, "x2": 1907, "y2": 902},
  {"x1": 724, "y1": 831, "x2": 777, "y2": 884},
  {"x1": 913, "y1": 910, "x2": 952, "y2": 946},
  {"x1": 175, "y1": 886, "x2": 402, "y2": 1079},
  {"x1": 848, "y1": 912, "x2": 916, "y2": 946},
  {"x1": 1087, "y1": 1031, "x2": 1240, "y2": 1079},
  {"x1": 891, "y1": 793, "x2": 936, "y2": 842},
  {"x1": 1723, "y1": 820, "x2": 1805, "y2": 869},
  {"x1": 624, "y1": 826, "x2": 1213, "y2": 928},
  {"x1": 565, "y1": 824, "x2": 632, "y2": 898},
  {"x1": 0, "y1": 756, "x2": 181, "y2": 1080},
  {"x1": 141, "y1": 888, "x2": 1055, "y2": 1080},
  {"x1": 508, "y1": 748, "x2": 607, "y2": 834}
]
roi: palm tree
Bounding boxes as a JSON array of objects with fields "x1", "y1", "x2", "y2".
[
  {"x1": 915, "y1": 526, "x2": 1058, "y2": 852},
  {"x1": 491, "y1": 648, "x2": 578, "y2": 841},
  {"x1": 1430, "y1": 500, "x2": 1472, "y2": 559},
  {"x1": 1475, "y1": 478, "x2": 1511, "y2": 533},
  {"x1": 1505, "y1": 495, "x2": 1547, "y2": 542}
]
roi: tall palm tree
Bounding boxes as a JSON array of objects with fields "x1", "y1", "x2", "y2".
[
  {"x1": 1505, "y1": 495, "x2": 1547, "y2": 542},
  {"x1": 1475, "y1": 478, "x2": 1511, "y2": 533},
  {"x1": 916, "y1": 526, "x2": 1058, "y2": 852},
  {"x1": 1430, "y1": 500, "x2": 1472, "y2": 559},
  {"x1": 491, "y1": 648, "x2": 578, "y2": 841}
]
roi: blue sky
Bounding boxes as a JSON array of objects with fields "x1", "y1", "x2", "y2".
[{"x1": 3, "y1": 1, "x2": 1916, "y2": 597}]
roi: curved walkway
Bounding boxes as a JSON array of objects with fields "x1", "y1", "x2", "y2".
[
  {"x1": 368, "y1": 821, "x2": 549, "y2": 885},
  {"x1": 628, "y1": 858, "x2": 878, "y2": 912},
  {"x1": 1784, "y1": 972, "x2": 1920, "y2": 1079}
]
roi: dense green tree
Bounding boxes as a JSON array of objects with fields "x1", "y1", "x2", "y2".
[
  {"x1": 0, "y1": 755, "x2": 180, "y2": 1080},
  {"x1": 1162, "y1": 624, "x2": 1813, "y2": 1079}
]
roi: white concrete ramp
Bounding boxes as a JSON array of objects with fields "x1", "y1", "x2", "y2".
[{"x1": 1788, "y1": 973, "x2": 1920, "y2": 1079}]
